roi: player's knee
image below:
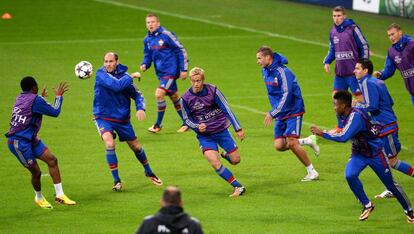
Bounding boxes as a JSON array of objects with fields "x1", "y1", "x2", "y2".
[
  {"x1": 228, "y1": 152, "x2": 240, "y2": 165},
  {"x1": 155, "y1": 90, "x2": 166, "y2": 100},
  {"x1": 388, "y1": 157, "x2": 397, "y2": 167},
  {"x1": 29, "y1": 167, "x2": 41, "y2": 178},
  {"x1": 48, "y1": 155, "x2": 58, "y2": 167},
  {"x1": 286, "y1": 138, "x2": 299, "y2": 149},
  {"x1": 345, "y1": 172, "x2": 358, "y2": 182},
  {"x1": 274, "y1": 144, "x2": 285, "y2": 151},
  {"x1": 105, "y1": 141, "x2": 115, "y2": 149},
  {"x1": 231, "y1": 157, "x2": 240, "y2": 165}
]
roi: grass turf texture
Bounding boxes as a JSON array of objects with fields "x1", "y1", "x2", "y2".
[{"x1": 1, "y1": 0, "x2": 414, "y2": 233}]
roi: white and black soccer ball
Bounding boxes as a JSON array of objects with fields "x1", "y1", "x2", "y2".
[{"x1": 74, "y1": 61, "x2": 93, "y2": 79}]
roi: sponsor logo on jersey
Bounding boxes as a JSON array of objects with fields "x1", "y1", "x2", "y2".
[
  {"x1": 335, "y1": 51, "x2": 354, "y2": 60},
  {"x1": 192, "y1": 101, "x2": 204, "y2": 110},
  {"x1": 333, "y1": 36, "x2": 340, "y2": 44},
  {"x1": 402, "y1": 68, "x2": 414, "y2": 79},
  {"x1": 394, "y1": 55, "x2": 402, "y2": 64}
]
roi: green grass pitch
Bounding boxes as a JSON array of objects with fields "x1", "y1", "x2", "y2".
[{"x1": 1, "y1": 0, "x2": 414, "y2": 233}]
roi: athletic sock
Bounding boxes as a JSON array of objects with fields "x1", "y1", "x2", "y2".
[
  {"x1": 35, "y1": 190, "x2": 43, "y2": 200},
  {"x1": 298, "y1": 137, "x2": 311, "y2": 146},
  {"x1": 215, "y1": 165, "x2": 242, "y2": 187},
  {"x1": 173, "y1": 99, "x2": 184, "y2": 121},
  {"x1": 393, "y1": 160, "x2": 414, "y2": 176},
  {"x1": 306, "y1": 164, "x2": 315, "y2": 174},
  {"x1": 134, "y1": 148, "x2": 153, "y2": 175},
  {"x1": 155, "y1": 100, "x2": 166, "y2": 126},
  {"x1": 106, "y1": 149, "x2": 120, "y2": 182},
  {"x1": 54, "y1": 183, "x2": 64, "y2": 197}
]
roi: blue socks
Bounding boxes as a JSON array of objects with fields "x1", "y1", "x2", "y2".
[
  {"x1": 155, "y1": 100, "x2": 166, "y2": 126},
  {"x1": 106, "y1": 149, "x2": 120, "y2": 182},
  {"x1": 215, "y1": 165, "x2": 242, "y2": 187},
  {"x1": 393, "y1": 160, "x2": 414, "y2": 176},
  {"x1": 173, "y1": 99, "x2": 184, "y2": 122},
  {"x1": 134, "y1": 148, "x2": 153, "y2": 175}
]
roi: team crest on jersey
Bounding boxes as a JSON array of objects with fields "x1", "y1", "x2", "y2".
[
  {"x1": 192, "y1": 101, "x2": 204, "y2": 110},
  {"x1": 274, "y1": 77, "x2": 278, "y2": 86},
  {"x1": 394, "y1": 56, "x2": 402, "y2": 64},
  {"x1": 158, "y1": 39, "x2": 164, "y2": 46},
  {"x1": 333, "y1": 36, "x2": 339, "y2": 44}
]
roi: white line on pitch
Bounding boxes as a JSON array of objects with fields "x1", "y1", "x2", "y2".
[
  {"x1": 94, "y1": 0, "x2": 386, "y2": 60},
  {"x1": 0, "y1": 35, "x2": 266, "y2": 46}
]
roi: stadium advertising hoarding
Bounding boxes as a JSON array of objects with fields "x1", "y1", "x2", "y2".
[
  {"x1": 379, "y1": 0, "x2": 414, "y2": 18},
  {"x1": 291, "y1": 0, "x2": 352, "y2": 8},
  {"x1": 292, "y1": 0, "x2": 414, "y2": 19}
]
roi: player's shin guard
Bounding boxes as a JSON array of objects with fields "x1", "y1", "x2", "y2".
[
  {"x1": 215, "y1": 165, "x2": 242, "y2": 187},
  {"x1": 134, "y1": 148, "x2": 153, "y2": 175},
  {"x1": 173, "y1": 100, "x2": 184, "y2": 121},
  {"x1": 393, "y1": 160, "x2": 414, "y2": 176},
  {"x1": 106, "y1": 149, "x2": 120, "y2": 182},
  {"x1": 156, "y1": 100, "x2": 166, "y2": 126}
]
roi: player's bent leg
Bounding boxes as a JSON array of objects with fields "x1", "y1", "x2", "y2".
[
  {"x1": 38, "y1": 149, "x2": 61, "y2": 184},
  {"x1": 221, "y1": 150, "x2": 240, "y2": 165},
  {"x1": 286, "y1": 137, "x2": 319, "y2": 181},
  {"x1": 170, "y1": 91, "x2": 189, "y2": 133},
  {"x1": 204, "y1": 150, "x2": 245, "y2": 197},
  {"x1": 102, "y1": 132, "x2": 121, "y2": 190},
  {"x1": 298, "y1": 135, "x2": 320, "y2": 156},
  {"x1": 27, "y1": 162, "x2": 42, "y2": 191},
  {"x1": 370, "y1": 154, "x2": 412, "y2": 216},
  {"x1": 38, "y1": 150, "x2": 76, "y2": 206},
  {"x1": 149, "y1": 88, "x2": 167, "y2": 133},
  {"x1": 127, "y1": 139, "x2": 162, "y2": 186},
  {"x1": 28, "y1": 163, "x2": 53, "y2": 209}
]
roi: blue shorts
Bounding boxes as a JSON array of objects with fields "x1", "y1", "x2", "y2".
[
  {"x1": 7, "y1": 137, "x2": 47, "y2": 168},
  {"x1": 381, "y1": 131, "x2": 401, "y2": 158},
  {"x1": 196, "y1": 129, "x2": 238, "y2": 154},
  {"x1": 159, "y1": 78, "x2": 178, "y2": 95},
  {"x1": 94, "y1": 119, "x2": 136, "y2": 142},
  {"x1": 333, "y1": 75, "x2": 361, "y2": 95},
  {"x1": 411, "y1": 95, "x2": 414, "y2": 107},
  {"x1": 274, "y1": 115, "x2": 302, "y2": 139}
]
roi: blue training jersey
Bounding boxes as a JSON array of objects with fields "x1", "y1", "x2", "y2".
[
  {"x1": 93, "y1": 64, "x2": 145, "y2": 122},
  {"x1": 141, "y1": 26, "x2": 189, "y2": 79},
  {"x1": 356, "y1": 74, "x2": 398, "y2": 136},
  {"x1": 262, "y1": 53, "x2": 305, "y2": 120},
  {"x1": 323, "y1": 108, "x2": 383, "y2": 157},
  {"x1": 181, "y1": 84, "x2": 242, "y2": 135},
  {"x1": 6, "y1": 93, "x2": 63, "y2": 141}
]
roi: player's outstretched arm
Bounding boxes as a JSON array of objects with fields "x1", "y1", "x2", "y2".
[{"x1": 54, "y1": 81, "x2": 69, "y2": 96}]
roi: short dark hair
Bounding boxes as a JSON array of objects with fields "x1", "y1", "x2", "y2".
[
  {"x1": 333, "y1": 6, "x2": 346, "y2": 14},
  {"x1": 333, "y1": 90, "x2": 352, "y2": 107},
  {"x1": 357, "y1": 58, "x2": 373, "y2": 75},
  {"x1": 257, "y1": 46, "x2": 273, "y2": 57},
  {"x1": 162, "y1": 186, "x2": 181, "y2": 206},
  {"x1": 387, "y1": 23, "x2": 401, "y2": 31},
  {"x1": 20, "y1": 76, "x2": 37, "y2": 92}
]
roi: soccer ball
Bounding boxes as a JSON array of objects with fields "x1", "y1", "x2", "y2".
[{"x1": 74, "y1": 61, "x2": 93, "y2": 79}]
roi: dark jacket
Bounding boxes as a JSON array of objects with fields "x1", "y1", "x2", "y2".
[{"x1": 136, "y1": 205, "x2": 203, "y2": 234}]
